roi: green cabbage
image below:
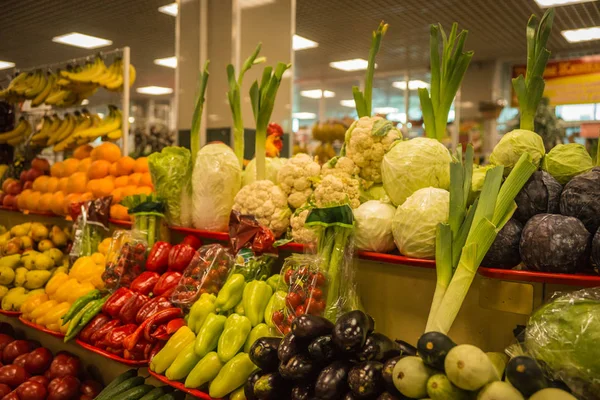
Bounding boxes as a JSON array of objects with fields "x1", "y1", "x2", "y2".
[
  {"x1": 359, "y1": 184, "x2": 390, "y2": 203},
  {"x1": 381, "y1": 138, "x2": 451, "y2": 206},
  {"x1": 490, "y1": 129, "x2": 545, "y2": 174},
  {"x1": 542, "y1": 143, "x2": 593, "y2": 184},
  {"x1": 392, "y1": 187, "x2": 450, "y2": 259},
  {"x1": 242, "y1": 157, "x2": 287, "y2": 186},
  {"x1": 148, "y1": 146, "x2": 193, "y2": 226},
  {"x1": 468, "y1": 164, "x2": 494, "y2": 204},
  {"x1": 354, "y1": 200, "x2": 396, "y2": 252}
]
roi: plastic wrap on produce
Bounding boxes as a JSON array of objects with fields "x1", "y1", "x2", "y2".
[
  {"x1": 524, "y1": 287, "x2": 600, "y2": 399},
  {"x1": 102, "y1": 230, "x2": 148, "y2": 291},
  {"x1": 121, "y1": 194, "x2": 168, "y2": 249},
  {"x1": 69, "y1": 196, "x2": 111, "y2": 260}
]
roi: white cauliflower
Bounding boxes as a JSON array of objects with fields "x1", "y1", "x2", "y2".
[
  {"x1": 321, "y1": 156, "x2": 359, "y2": 178},
  {"x1": 278, "y1": 153, "x2": 321, "y2": 209},
  {"x1": 315, "y1": 156, "x2": 361, "y2": 209},
  {"x1": 290, "y1": 205, "x2": 317, "y2": 245},
  {"x1": 232, "y1": 180, "x2": 292, "y2": 237},
  {"x1": 344, "y1": 116, "x2": 401, "y2": 184}
]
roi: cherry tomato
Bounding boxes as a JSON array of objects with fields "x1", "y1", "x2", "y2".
[
  {"x1": 295, "y1": 305, "x2": 306, "y2": 316},
  {"x1": 283, "y1": 325, "x2": 291, "y2": 335},
  {"x1": 218, "y1": 265, "x2": 229, "y2": 278},
  {"x1": 297, "y1": 266, "x2": 309, "y2": 277},
  {"x1": 313, "y1": 300, "x2": 326, "y2": 313},
  {"x1": 272, "y1": 310, "x2": 284, "y2": 325},
  {"x1": 314, "y1": 272, "x2": 326, "y2": 287},
  {"x1": 287, "y1": 313, "x2": 296, "y2": 325},
  {"x1": 284, "y1": 269, "x2": 294, "y2": 284},
  {"x1": 310, "y1": 287, "x2": 323, "y2": 300},
  {"x1": 286, "y1": 292, "x2": 302, "y2": 309},
  {"x1": 296, "y1": 289, "x2": 307, "y2": 302},
  {"x1": 208, "y1": 269, "x2": 220, "y2": 281}
]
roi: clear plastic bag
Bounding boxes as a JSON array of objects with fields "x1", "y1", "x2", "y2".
[
  {"x1": 101, "y1": 230, "x2": 148, "y2": 291},
  {"x1": 69, "y1": 197, "x2": 111, "y2": 260},
  {"x1": 170, "y1": 244, "x2": 234, "y2": 308},
  {"x1": 230, "y1": 248, "x2": 275, "y2": 282}
]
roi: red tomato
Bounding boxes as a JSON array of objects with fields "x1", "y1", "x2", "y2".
[
  {"x1": 314, "y1": 272, "x2": 326, "y2": 287},
  {"x1": 272, "y1": 311, "x2": 284, "y2": 325},
  {"x1": 286, "y1": 293, "x2": 302, "y2": 309}
]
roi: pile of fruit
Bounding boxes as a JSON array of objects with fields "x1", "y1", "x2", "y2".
[
  {"x1": 0, "y1": 323, "x2": 103, "y2": 399},
  {"x1": 0, "y1": 158, "x2": 50, "y2": 210},
  {"x1": 0, "y1": 222, "x2": 70, "y2": 313}
]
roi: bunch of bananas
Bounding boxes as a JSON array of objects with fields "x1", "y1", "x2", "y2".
[
  {"x1": 0, "y1": 118, "x2": 32, "y2": 147},
  {"x1": 0, "y1": 56, "x2": 136, "y2": 108},
  {"x1": 30, "y1": 106, "x2": 122, "y2": 152}
]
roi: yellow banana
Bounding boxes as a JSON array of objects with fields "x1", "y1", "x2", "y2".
[
  {"x1": 0, "y1": 72, "x2": 28, "y2": 97},
  {"x1": 67, "y1": 57, "x2": 106, "y2": 83},
  {"x1": 24, "y1": 71, "x2": 46, "y2": 98},
  {"x1": 0, "y1": 119, "x2": 29, "y2": 142},
  {"x1": 129, "y1": 64, "x2": 137, "y2": 86},
  {"x1": 46, "y1": 115, "x2": 69, "y2": 145},
  {"x1": 53, "y1": 114, "x2": 76, "y2": 143},
  {"x1": 13, "y1": 72, "x2": 36, "y2": 96},
  {"x1": 106, "y1": 129, "x2": 122, "y2": 141},
  {"x1": 78, "y1": 108, "x2": 121, "y2": 138},
  {"x1": 31, "y1": 73, "x2": 54, "y2": 107},
  {"x1": 31, "y1": 116, "x2": 52, "y2": 140},
  {"x1": 45, "y1": 87, "x2": 70, "y2": 105},
  {"x1": 93, "y1": 62, "x2": 117, "y2": 85}
]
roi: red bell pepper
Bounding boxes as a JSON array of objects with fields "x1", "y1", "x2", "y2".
[
  {"x1": 166, "y1": 318, "x2": 186, "y2": 335},
  {"x1": 103, "y1": 324, "x2": 137, "y2": 349},
  {"x1": 90, "y1": 319, "x2": 121, "y2": 346},
  {"x1": 130, "y1": 271, "x2": 161, "y2": 296},
  {"x1": 146, "y1": 241, "x2": 172, "y2": 274},
  {"x1": 102, "y1": 288, "x2": 135, "y2": 319},
  {"x1": 135, "y1": 296, "x2": 173, "y2": 324},
  {"x1": 79, "y1": 314, "x2": 110, "y2": 343},
  {"x1": 149, "y1": 341, "x2": 163, "y2": 360},
  {"x1": 151, "y1": 325, "x2": 169, "y2": 341},
  {"x1": 182, "y1": 235, "x2": 203, "y2": 250},
  {"x1": 153, "y1": 271, "x2": 182, "y2": 297},
  {"x1": 168, "y1": 244, "x2": 196, "y2": 272},
  {"x1": 143, "y1": 307, "x2": 183, "y2": 342},
  {"x1": 118, "y1": 293, "x2": 150, "y2": 324}
]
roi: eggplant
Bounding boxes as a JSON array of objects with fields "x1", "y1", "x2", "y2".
[
  {"x1": 357, "y1": 333, "x2": 400, "y2": 362},
  {"x1": 343, "y1": 392, "x2": 358, "y2": 400},
  {"x1": 348, "y1": 361, "x2": 385, "y2": 398},
  {"x1": 291, "y1": 383, "x2": 315, "y2": 400},
  {"x1": 245, "y1": 369, "x2": 265, "y2": 400},
  {"x1": 254, "y1": 372, "x2": 290, "y2": 400},
  {"x1": 377, "y1": 392, "x2": 405, "y2": 400},
  {"x1": 332, "y1": 310, "x2": 370, "y2": 353},
  {"x1": 416, "y1": 332, "x2": 456, "y2": 370},
  {"x1": 382, "y1": 356, "x2": 401, "y2": 390},
  {"x1": 505, "y1": 356, "x2": 548, "y2": 397},
  {"x1": 278, "y1": 333, "x2": 301, "y2": 364},
  {"x1": 308, "y1": 335, "x2": 337, "y2": 364},
  {"x1": 367, "y1": 315, "x2": 375, "y2": 334},
  {"x1": 394, "y1": 340, "x2": 417, "y2": 357},
  {"x1": 292, "y1": 314, "x2": 334, "y2": 340},
  {"x1": 250, "y1": 337, "x2": 282, "y2": 372},
  {"x1": 279, "y1": 353, "x2": 315, "y2": 381},
  {"x1": 315, "y1": 360, "x2": 352, "y2": 400}
]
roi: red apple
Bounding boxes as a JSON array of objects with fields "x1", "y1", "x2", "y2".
[
  {"x1": 4, "y1": 182, "x2": 21, "y2": 196},
  {"x1": 47, "y1": 376, "x2": 79, "y2": 400},
  {"x1": 0, "y1": 384, "x2": 10, "y2": 397},
  {"x1": 24, "y1": 348, "x2": 52, "y2": 376},
  {"x1": 12, "y1": 354, "x2": 28, "y2": 369},
  {"x1": 23, "y1": 181, "x2": 32, "y2": 190},
  {"x1": 19, "y1": 171, "x2": 27, "y2": 183},
  {"x1": 17, "y1": 380, "x2": 47, "y2": 400},
  {"x1": 1, "y1": 179, "x2": 14, "y2": 193},
  {"x1": 48, "y1": 354, "x2": 80, "y2": 380},
  {"x1": 25, "y1": 169, "x2": 43, "y2": 182},
  {"x1": 28, "y1": 376, "x2": 48, "y2": 387},
  {"x1": 31, "y1": 159, "x2": 50, "y2": 173},
  {"x1": 1, "y1": 391, "x2": 19, "y2": 400},
  {"x1": 3, "y1": 341, "x2": 35, "y2": 365},
  {"x1": 79, "y1": 396, "x2": 92, "y2": 400},
  {"x1": 2, "y1": 195, "x2": 16, "y2": 209},
  {"x1": 0, "y1": 365, "x2": 30, "y2": 388},
  {"x1": 79, "y1": 380, "x2": 102, "y2": 398}
]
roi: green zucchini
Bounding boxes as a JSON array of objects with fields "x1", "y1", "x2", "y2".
[
  {"x1": 95, "y1": 370, "x2": 138, "y2": 399},
  {"x1": 118, "y1": 384, "x2": 154, "y2": 400},
  {"x1": 139, "y1": 387, "x2": 169, "y2": 400},
  {"x1": 96, "y1": 376, "x2": 145, "y2": 400}
]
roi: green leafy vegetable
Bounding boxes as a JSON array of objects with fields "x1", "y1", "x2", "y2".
[
  {"x1": 190, "y1": 61, "x2": 210, "y2": 165},
  {"x1": 542, "y1": 143, "x2": 594, "y2": 184}
]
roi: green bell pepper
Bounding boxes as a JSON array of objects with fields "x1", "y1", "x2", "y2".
[
  {"x1": 165, "y1": 340, "x2": 201, "y2": 381},
  {"x1": 234, "y1": 300, "x2": 244, "y2": 316},
  {"x1": 243, "y1": 323, "x2": 277, "y2": 353},
  {"x1": 194, "y1": 313, "x2": 227, "y2": 358},
  {"x1": 264, "y1": 290, "x2": 287, "y2": 328},
  {"x1": 184, "y1": 351, "x2": 224, "y2": 389},
  {"x1": 242, "y1": 280, "x2": 273, "y2": 327},
  {"x1": 215, "y1": 274, "x2": 246, "y2": 312},
  {"x1": 266, "y1": 274, "x2": 281, "y2": 291},
  {"x1": 150, "y1": 326, "x2": 195, "y2": 374},
  {"x1": 217, "y1": 313, "x2": 251, "y2": 362},
  {"x1": 209, "y1": 352, "x2": 257, "y2": 398},
  {"x1": 230, "y1": 386, "x2": 247, "y2": 400},
  {"x1": 188, "y1": 293, "x2": 216, "y2": 334}
]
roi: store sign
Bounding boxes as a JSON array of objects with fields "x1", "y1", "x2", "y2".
[{"x1": 512, "y1": 55, "x2": 600, "y2": 106}]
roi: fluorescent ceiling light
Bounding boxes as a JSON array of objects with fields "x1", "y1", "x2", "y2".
[
  {"x1": 240, "y1": 0, "x2": 275, "y2": 9},
  {"x1": 81, "y1": 99, "x2": 89, "y2": 105},
  {"x1": 374, "y1": 107, "x2": 399, "y2": 114},
  {"x1": 154, "y1": 56, "x2": 177, "y2": 68},
  {"x1": 534, "y1": 0, "x2": 595, "y2": 7},
  {"x1": 52, "y1": 32, "x2": 112, "y2": 49},
  {"x1": 340, "y1": 99, "x2": 355, "y2": 108},
  {"x1": 158, "y1": 3, "x2": 178, "y2": 16},
  {"x1": 561, "y1": 26, "x2": 600, "y2": 43},
  {"x1": 136, "y1": 86, "x2": 174, "y2": 95},
  {"x1": 392, "y1": 80, "x2": 429, "y2": 90},
  {"x1": 0, "y1": 61, "x2": 15, "y2": 70},
  {"x1": 329, "y1": 58, "x2": 370, "y2": 71},
  {"x1": 293, "y1": 112, "x2": 316, "y2": 119},
  {"x1": 300, "y1": 89, "x2": 335, "y2": 99},
  {"x1": 293, "y1": 35, "x2": 318, "y2": 51}
]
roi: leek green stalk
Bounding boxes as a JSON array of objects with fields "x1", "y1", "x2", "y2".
[{"x1": 190, "y1": 61, "x2": 210, "y2": 165}]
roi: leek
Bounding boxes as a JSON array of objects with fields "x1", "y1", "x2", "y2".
[
  {"x1": 190, "y1": 61, "x2": 210, "y2": 165},
  {"x1": 420, "y1": 23, "x2": 473, "y2": 141},
  {"x1": 512, "y1": 9, "x2": 554, "y2": 131},
  {"x1": 227, "y1": 44, "x2": 266, "y2": 168},
  {"x1": 249, "y1": 62, "x2": 290, "y2": 181}
]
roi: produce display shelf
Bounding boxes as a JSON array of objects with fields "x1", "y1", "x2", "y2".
[
  {"x1": 22, "y1": 210, "x2": 56, "y2": 217},
  {"x1": 357, "y1": 251, "x2": 436, "y2": 269},
  {"x1": 75, "y1": 339, "x2": 149, "y2": 366},
  {"x1": 18, "y1": 317, "x2": 65, "y2": 338},
  {"x1": 148, "y1": 370, "x2": 218, "y2": 400},
  {"x1": 0, "y1": 310, "x2": 21, "y2": 317},
  {"x1": 109, "y1": 218, "x2": 133, "y2": 227},
  {"x1": 478, "y1": 267, "x2": 600, "y2": 287},
  {"x1": 170, "y1": 225, "x2": 229, "y2": 241}
]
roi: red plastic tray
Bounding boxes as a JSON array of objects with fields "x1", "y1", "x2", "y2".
[
  {"x1": 170, "y1": 226, "x2": 229, "y2": 241},
  {"x1": 23, "y1": 210, "x2": 57, "y2": 217},
  {"x1": 109, "y1": 218, "x2": 133, "y2": 227},
  {"x1": 478, "y1": 267, "x2": 600, "y2": 287},
  {"x1": 0, "y1": 310, "x2": 21, "y2": 317},
  {"x1": 357, "y1": 251, "x2": 436, "y2": 269},
  {"x1": 19, "y1": 317, "x2": 65, "y2": 338},
  {"x1": 148, "y1": 369, "x2": 219, "y2": 400},
  {"x1": 75, "y1": 339, "x2": 148, "y2": 366}
]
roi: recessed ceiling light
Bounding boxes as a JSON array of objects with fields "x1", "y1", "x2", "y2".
[
  {"x1": 154, "y1": 56, "x2": 177, "y2": 68},
  {"x1": 293, "y1": 112, "x2": 317, "y2": 119},
  {"x1": 240, "y1": 0, "x2": 275, "y2": 9},
  {"x1": 561, "y1": 26, "x2": 600, "y2": 43},
  {"x1": 52, "y1": 33, "x2": 112, "y2": 49},
  {"x1": 81, "y1": 99, "x2": 89, "y2": 105},
  {"x1": 0, "y1": 61, "x2": 15, "y2": 71},
  {"x1": 293, "y1": 35, "x2": 319, "y2": 51},
  {"x1": 300, "y1": 90, "x2": 335, "y2": 99},
  {"x1": 392, "y1": 80, "x2": 429, "y2": 90},
  {"x1": 128, "y1": 117, "x2": 135, "y2": 123},
  {"x1": 534, "y1": 0, "x2": 595, "y2": 7},
  {"x1": 136, "y1": 86, "x2": 174, "y2": 95},
  {"x1": 374, "y1": 107, "x2": 399, "y2": 114},
  {"x1": 329, "y1": 58, "x2": 371, "y2": 72},
  {"x1": 340, "y1": 99, "x2": 356, "y2": 108},
  {"x1": 158, "y1": 3, "x2": 178, "y2": 16}
]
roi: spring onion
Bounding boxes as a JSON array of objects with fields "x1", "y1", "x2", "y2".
[
  {"x1": 512, "y1": 9, "x2": 554, "y2": 132},
  {"x1": 227, "y1": 44, "x2": 266, "y2": 167},
  {"x1": 190, "y1": 61, "x2": 210, "y2": 165},
  {"x1": 419, "y1": 23, "x2": 473, "y2": 141}
]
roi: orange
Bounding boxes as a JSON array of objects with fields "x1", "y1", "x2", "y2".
[
  {"x1": 109, "y1": 163, "x2": 119, "y2": 176},
  {"x1": 122, "y1": 185, "x2": 137, "y2": 197},
  {"x1": 80, "y1": 192, "x2": 94, "y2": 202},
  {"x1": 116, "y1": 157, "x2": 135, "y2": 176},
  {"x1": 62, "y1": 158, "x2": 80, "y2": 177},
  {"x1": 92, "y1": 142, "x2": 121, "y2": 163},
  {"x1": 46, "y1": 177, "x2": 59, "y2": 193},
  {"x1": 88, "y1": 160, "x2": 111, "y2": 179},
  {"x1": 32, "y1": 176, "x2": 50, "y2": 192},
  {"x1": 139, "y1": 173, "x2": 153, "y2": 188},
  {"x1": 67, "y1": 172, "x2": 88, "y2": 194},
  {"x1": 58, "y1": 178, "x2": 69, "y2": 193},
  {"x1": 110, "y1": 204, "x2": 130, "y2": 221},
  {"x1": 114, "y1": 176, "x2": 129, "y2": 188},
  {"x1": 77, "y1": 157, "x2": 92, "y2": 173},
  {"x1": 73, "y1": 144, "x2": 93, "y2": 160},
  {"x1": 135, "y1": 186, "x2": 153, "y2": 195},
  {"x1": 50, "y1": 192, "x2": 65, "y2": 215},
  {"x1": 50, "y1": 162, "x2": 64, "y2": 178},
  {"x1": 38, "y1": 193, "x2": 53, "y2": 212},
  {"x1": 17, "y1": 190, "x2": 31, "y2": 210},
  {"x1": 133, "y1": 157, "x2": 149, "y2": 173},
  {"x1": 63, "y1": 193, "x2": 82, "y2": 215},
  {"x1": 86, "y1": 179, "x2": 101, "y2": 194},
  {"x1": 111, "y1": 187, "x2": 125, "y2": 204},
  {"x1": 25, "y1": 191, "x2": 41, "y2": 211},
  {"x1": 92, "y1": 178, "x2": 114, "y2": 198},
  {"x1": 128, "y1": 173, "x2": 142, "y2": 186}
]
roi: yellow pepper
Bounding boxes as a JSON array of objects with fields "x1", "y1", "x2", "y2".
[
  {"x1": 39, "y1": 302, "x2": 71, "y2": 327},
  {"x1": 30, "y1": 300, "x2": 58, "y2": 322},
  {"x1": 67, "y1": 282, "x2": 95, "y2": 303},
  {"x1": 45, "y1": 273, "x2": 69, "y2": 296},
  {"x1": 21, "y1": 294, "x2": 48, "y2": 316},
  {"x1": 54, "y1": 279, "x2": 81, "y2": 302}
]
